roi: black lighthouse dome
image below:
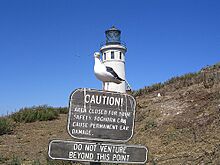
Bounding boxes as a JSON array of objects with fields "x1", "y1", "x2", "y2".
[{"x1": 105, "y1": 26, "x2": 121, "y2": 45}]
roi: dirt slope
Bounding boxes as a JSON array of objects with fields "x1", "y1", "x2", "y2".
[
  {"x1": 0, "y1": 114, "x2": 70, "y2": 164},
  {"x1": 0, "y1": 64, "x2": 220, "y2": 165},
  {"x1": 132, "y1": 83, "x2": 220, "y2": 164}
]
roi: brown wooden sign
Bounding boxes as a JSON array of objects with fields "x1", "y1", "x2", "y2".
[
  {"x1": 67, "y1": 88, "x2": 136, "y2": 142},
  {"x1": 48, "y1": 140, "x2": 148, "y2": 164}
]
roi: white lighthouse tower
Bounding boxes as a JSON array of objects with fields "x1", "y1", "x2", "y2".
[{"x1": 100, "y1": 26, "x2": 127, "y2": 93}]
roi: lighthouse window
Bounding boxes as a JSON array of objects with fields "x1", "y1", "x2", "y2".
[
  {"x1": 103, "y1": 53, "x2": 106, "y2": 60},
  {"x1": 119, "y1": 52, "x2": 122, "y2": 59},
  {"x1": 111, "y1": 51, "x2": 114, "y2": 59}
]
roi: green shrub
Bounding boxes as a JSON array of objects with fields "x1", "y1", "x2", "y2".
[
  {"x1": 132, "y1": 83, "x2": 164, "y2": 97},
  {"x1": 9, "y1": 156, "x2": 21, "y2": 165},
  {"x1": 0, "y1": 154, "x2": 8, "y2": 163},
  {"x1": 10, "y1": 105, "x2": 59, "y2": 123},
  {"x1": 162, "y1": 132, "x2": 178, "y2": 145},
  {"x1": 0, "y1": 117, "x2": 13, "y2": 135},
  {"x1": 132, "y1": 71, "x2": 201, "y2": 97},
  {"x1": 32, "y1": 159, "x2": 41, "y2": 165},
  {"x1": 144, "y1": 119, "x2": 157, "y2": 130},
  {"x1": 55, "y1": 107, "x2": 68, "y2": 114}
]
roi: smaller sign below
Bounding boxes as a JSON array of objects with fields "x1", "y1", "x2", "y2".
[{"x1": 48, "y1": 140, "x2": 148, "y2": 164}]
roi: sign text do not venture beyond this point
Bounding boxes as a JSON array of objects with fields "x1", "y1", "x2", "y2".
[{"x1": 48, "y1": 140, "x2": 148, "y2": 164}]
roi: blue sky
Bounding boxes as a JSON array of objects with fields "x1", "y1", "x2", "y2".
[{"x1": 0, "y1": 0, "x2": 219, "y2": 115}]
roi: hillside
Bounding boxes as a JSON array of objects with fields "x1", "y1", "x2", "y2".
[{"x1": 0, "y1": 63, "x2": 220, "y2": 165}]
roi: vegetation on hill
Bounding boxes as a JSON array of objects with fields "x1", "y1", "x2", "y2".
[
  {"x1": 11, "y1": 106, "x2": 59, "y2": 123},
  {"x1": 0, "y1": 105, "x2": 68, "y2": 136},
  {"x1": 0, "y1": 117, "x2": 13, "y2": 135},
  {"x1": 11, "y1": 105, "x2": 68, "y2": 123},
  {"x1": 132, "y1": 62, "x2": 220, "y2": 97}
]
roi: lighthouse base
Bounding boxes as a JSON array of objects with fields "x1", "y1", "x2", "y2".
[{"x1": 103, "y1": 82, "x2": 126, "y2": 93}]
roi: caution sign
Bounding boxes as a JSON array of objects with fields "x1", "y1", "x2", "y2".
[{"x1": 67, "y1": 88, "x2": 136, "y2": 142}]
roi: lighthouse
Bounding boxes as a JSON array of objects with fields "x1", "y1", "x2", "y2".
[{"x1": 100, "y1": 26, "x2": 127, "y2": 93}]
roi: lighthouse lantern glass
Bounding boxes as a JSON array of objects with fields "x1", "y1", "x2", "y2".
[{"x1": 106, "y1": 29, "x2": 121, "y2": 44}]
